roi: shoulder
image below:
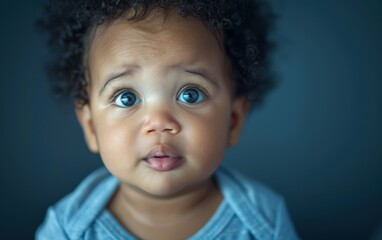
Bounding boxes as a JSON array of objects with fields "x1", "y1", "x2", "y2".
[
  {"x1": 53, "y1": 167, "x2": 117, "y2": 224},
  {"x1": 215, "y1": 167, "x2": 299, "y2": 239},
  {"x1": 216, "y1": 167, "x2": 282, "y2": 212},
  {"x1": 36, "y1": 167, "x2": 119, "y2": 239}
]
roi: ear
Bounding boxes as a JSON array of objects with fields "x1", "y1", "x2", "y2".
[
  {"x1": 228, "y1": 96, "x2": 251, "y2": 146},
  {"x1": 75, "y1": 103, "x2": 99, "y2": 153}
]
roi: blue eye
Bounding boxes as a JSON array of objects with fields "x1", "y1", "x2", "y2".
[
  {"x1": 177, "y1": 87, "x2": 206, "y2": 104},
  {"x1": 114, "y1": 90, "x2": 141, "y2": 107}
]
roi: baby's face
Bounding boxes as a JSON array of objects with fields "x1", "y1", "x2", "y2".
[{"x1": 76, "y1": 10, "x2": 248, "y2": 197}]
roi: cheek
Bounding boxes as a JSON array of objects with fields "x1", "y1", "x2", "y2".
[
  {"x1": 93, "y1": 112, "x2": 140, "y2": 168},
  {"x1": 184, "y1": 104, "x2": 231, "y2": 164}
]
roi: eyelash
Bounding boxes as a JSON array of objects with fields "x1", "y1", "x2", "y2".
[
  {"x1": 181, "y1": 84, "x2": 209, "y2": 96},
  {"x1": 109, "y1": 85, "x2": 209, "y2": 106},
  {"x1": 110, "y1": 88, "x2": 132, "y2": 103},
  {"x1": 177, "y1": 85, "x2": 209, "y2": 103}
]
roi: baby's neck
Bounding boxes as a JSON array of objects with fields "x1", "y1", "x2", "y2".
[{"x1": 107, "y1": 178, "x2": 222, "y2": 239}]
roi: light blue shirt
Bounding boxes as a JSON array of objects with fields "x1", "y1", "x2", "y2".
[{"x1": 36, "y1": 167, "x2": 299, "y2": 239}]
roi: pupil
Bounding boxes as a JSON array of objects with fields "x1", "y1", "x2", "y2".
[
  {"x1": 121, "y1": 92, "x2": 136, "y2": 106},
  {"x1": 183, "y1": 89, "x2": 198, "y2": 103}
]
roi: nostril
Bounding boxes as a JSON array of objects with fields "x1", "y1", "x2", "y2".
[
  {"x1": 142, "y1": 115, "x2": 181, "y2": 135},
  {"x1": 163, "y1": 127, "x2": 174, "y2": 133},
  {"x1": 146, "y1": 129, "x2": 156, "y2": 134}
]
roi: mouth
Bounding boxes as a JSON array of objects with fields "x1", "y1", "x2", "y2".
[{"x1": 142, "y1": 145, "x2": 183, "y2": 172}]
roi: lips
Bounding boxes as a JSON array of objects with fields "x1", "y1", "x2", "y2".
[{"x1": 142, "y1": 145, "x2": 183, "y2": 171}]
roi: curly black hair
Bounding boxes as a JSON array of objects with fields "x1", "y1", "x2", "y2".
[{"x1": 38, "y1": 0, "x2": 276, "y2": 107}]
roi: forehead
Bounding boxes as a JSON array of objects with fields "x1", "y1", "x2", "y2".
[{"x1": 86, "y1": 9, "x2": 231, "y2": 85}]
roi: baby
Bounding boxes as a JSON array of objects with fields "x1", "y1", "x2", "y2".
[{"x1": 36, "y1": 0, "x2": 299, "y2": 239}]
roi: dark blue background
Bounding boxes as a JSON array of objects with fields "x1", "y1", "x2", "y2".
[{"x1": 1, "y1": 0, "x2": 381, "y2": 239}]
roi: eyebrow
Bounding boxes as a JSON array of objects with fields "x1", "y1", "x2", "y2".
[
  {"x1": 99, "y1": 67, "x2": 137, "y2": 96},
  {"x1": 180, "y1": 66, "x2": 219, "y2": 88}
]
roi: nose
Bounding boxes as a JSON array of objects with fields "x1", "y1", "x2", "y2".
[{"x1": 142, "y1": 110, "x2": 181, "y2": 135}]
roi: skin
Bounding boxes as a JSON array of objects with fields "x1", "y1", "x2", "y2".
[{"x1": 76, "y1": 9, "x2": 250, "y2": 239}]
